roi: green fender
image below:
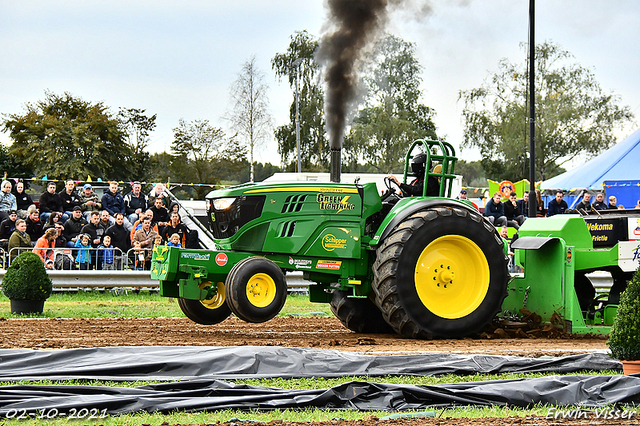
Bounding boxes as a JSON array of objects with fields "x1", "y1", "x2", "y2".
[{"x1": 369, "y1": 197, "x2": 478, "y2": 247}]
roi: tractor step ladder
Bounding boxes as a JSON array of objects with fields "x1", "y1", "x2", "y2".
[{"x1": 162, "y1": 187, "x2": 217, "y2": 250}]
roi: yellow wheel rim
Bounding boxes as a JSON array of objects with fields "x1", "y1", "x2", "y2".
[
  {"x1": 246, "y1": 273, "x2": 277, "y2": 308},
  {"x1": 200, "y1": 282, "x2": 226, "y2": 310},
  {"x1": 414, "y1": 235, "x2": 490, "y2": 319}
]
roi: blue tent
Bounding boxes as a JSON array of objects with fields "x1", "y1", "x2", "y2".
[{"x1": 542, "y1": 128, "x2": 640, "y2": 190}]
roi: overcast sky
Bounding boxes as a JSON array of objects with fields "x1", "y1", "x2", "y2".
[{"x1": 1, "y1": 0, "x2": 638, "y2": 169}]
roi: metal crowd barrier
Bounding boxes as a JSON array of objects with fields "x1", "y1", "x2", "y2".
[
  {"x1": 5, "y1": 247, "x2": 155, "y2": 271},
  {"x1": 0, "y1": 247, "x2": 6, "y2": 270}
]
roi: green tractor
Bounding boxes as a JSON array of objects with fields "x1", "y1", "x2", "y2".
[{"x1": 151, "y1": 139, "x2": 510, "y2": 339}]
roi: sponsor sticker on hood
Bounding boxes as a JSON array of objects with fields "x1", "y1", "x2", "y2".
[{"x1": 289, "y1": 257, "x2": 313, "y2": 269}]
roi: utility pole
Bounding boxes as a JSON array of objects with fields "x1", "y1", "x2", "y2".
[
  {"x1": 292, "y1": 58, "x2": 303, "y2": 174},
  {"x1": 528, "y1": 0, "x2": 537, "y2": 218}
]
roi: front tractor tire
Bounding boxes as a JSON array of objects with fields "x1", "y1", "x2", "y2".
[
  {"x1": 177, "y1": 282, "x2": 231, "y2": 325},
  {"x1": 372, "y1": 206, "x2": 508, "y2": 339},
  {"x1": 225, "y1": 257, "x2": 287, "y2": 323}
]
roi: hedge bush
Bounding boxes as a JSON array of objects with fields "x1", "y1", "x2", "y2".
[
  {"x1": 608, "y1": 266, "x2": 640, "y2": 360},
  {"x1": 1, "y1": 251, "x2": 53, "y2": 301}
]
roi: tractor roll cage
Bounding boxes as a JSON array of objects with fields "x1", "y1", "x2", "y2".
[{"x1": 402, "y1": 139, "x2": 457, "y2": 198}]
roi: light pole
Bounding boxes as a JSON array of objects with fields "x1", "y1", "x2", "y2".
[
  {"x1": 528, "y1": 0, "x2": 537, "y2": 218},
  {"x1": 292, "y1": 58, "x2": 303, "y2": 174}
]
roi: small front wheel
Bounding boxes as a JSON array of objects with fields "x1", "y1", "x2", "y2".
[
  {"x1": 225, "y1": 257, "x2": 287, "y2": 323},
  {"x1": 177, "y1": 282, "x2": 231, "y2": 325}
]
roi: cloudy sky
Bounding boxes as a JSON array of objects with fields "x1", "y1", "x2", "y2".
[{"x1": 1, "y1": 0, "x2": 638, "y2": 169}]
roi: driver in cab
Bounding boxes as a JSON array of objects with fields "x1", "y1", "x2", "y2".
[{"x1": 388, "y1": 153, "x2": 440, "y2": 197}]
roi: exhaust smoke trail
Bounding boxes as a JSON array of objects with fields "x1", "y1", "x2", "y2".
[
  {"x1": 318, "y1": 0, "x2": 390, "y2": 155},
  {"x1": 318, "y1": 0, "x2": 432, "y2": 181}
]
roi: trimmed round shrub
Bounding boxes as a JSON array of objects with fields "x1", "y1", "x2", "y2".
[
  {"x1": 608, "y1": 267, "x2": 640, "y2": 360},
  {"x1": 2, "y1": 251, "x2": 53, "y2": 301}
]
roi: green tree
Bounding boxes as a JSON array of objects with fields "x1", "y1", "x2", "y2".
[
  {"x1": 345, "y1": 34, "x2": 439, "y2": 173},
  {"x1": 455, "y1": 159, "x2": 487, "y2": 187},
  {"x1": 0, "y1": 143, "x2": 33, "y2": 179},
  {"x1": 227, "y1": 56, "x2": 273, "y2": 182},
  {"x1": 148, "y1": 151, "x2": 174, "y2": 184},
  {"x1": 272, "y1": 30, "x2": 329, "y2": 171},
  {"x1": 118, "y1": 108, "x2": 157, "y2": 181},
  {"x1": 171, "y1": 119, "x2": 246, "y2": 198},
  {"x1": 2, "y1": 91, "x2": 131, "y2": 180},
  {"x1": 253, "y1": 162, "x2": 281, "y2": 182},
  {"x1": 460, "y1": 41, "x2": 634, "y2": 182}
]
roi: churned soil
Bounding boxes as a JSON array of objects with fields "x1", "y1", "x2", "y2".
[
  {"x1": 0, "y1": 316, "x2": 609, "y2": 355},
  {"x1": 0, "y1": 316, "x2": 620, "y2": 426}
]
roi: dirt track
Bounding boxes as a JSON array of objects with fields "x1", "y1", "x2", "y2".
[{"x1": 0, "y1": 315, "x2": 609, "y2": 355}]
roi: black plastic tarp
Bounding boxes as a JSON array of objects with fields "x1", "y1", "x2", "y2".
[
  {"x1": 0, "y1": 346, "x2": 620, "y2": 381},
  {"x1": 0, "y1": 375, "x2": 639, "y2": 415}
]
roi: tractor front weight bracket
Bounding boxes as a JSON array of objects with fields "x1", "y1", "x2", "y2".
[{"x1": 178, "y1": 264, "x2": 211, "y2": 300}]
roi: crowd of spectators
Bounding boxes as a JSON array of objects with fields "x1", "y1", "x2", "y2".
[
  {"x1": 483, "y1": 191, "x2": 530, "y2": 229},
  {"x1": 482, "y1": 189, "x2": 631, "y2": 232},
  {"x1": 488, "y1": 189, "x2": 637, "y2": 275},
  {"x1": 0, "y1": 179, "x2": 193, "y2": 270}
]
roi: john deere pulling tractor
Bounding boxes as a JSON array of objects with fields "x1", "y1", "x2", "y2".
[{"x1": 151, "y1": 139, "x2": 510, "y2": 339}]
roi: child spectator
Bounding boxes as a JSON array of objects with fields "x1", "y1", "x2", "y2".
[
  {"x1": 166, "y1": 233, "x2": 182, "y2": 248},
  {"x1": 98, "y1": 235, "x2": 116, "y2": 270},
  {"x1": 74, "y1": 234, "x2": 92, "y2": 270},
  {"x1": 500, "y1": 226, "x2": 516, "y2": 272},
  {"x1": 132, "y1": 240, "x2": 145, "y2": 270},
  {"x1": 154, "y1": 235, "x2": 163, "y2": 247},
  {"x1": 33, "y1": 227, "x2": 57, "y2": 269}
]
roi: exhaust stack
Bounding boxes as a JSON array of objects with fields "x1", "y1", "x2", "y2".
[{"x1": 330, "y1": 149, "x2": 341, "y2": 183}]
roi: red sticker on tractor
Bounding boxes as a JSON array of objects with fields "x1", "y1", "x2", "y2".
[
  {"x1": 215, "y1": 253, "x2": 228, "y2": 266},
  {"x1": 316, "y1": 260, "x2": 342, "y2": 270}
]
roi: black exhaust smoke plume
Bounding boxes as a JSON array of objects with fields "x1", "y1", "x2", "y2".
[
  {"x1": 317, "y1": 0, "x2": 391, "y2": 182},
  {"x1": 318, "y1": 0, "x2": 390, "y2": 153},
  {"x1": 318, "y1": 0, "x2": 434, "y2": 181}
]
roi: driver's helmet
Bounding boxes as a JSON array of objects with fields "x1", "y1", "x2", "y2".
[{"x1": 411, "y1": 152, "x2": 427, "y2": 177}]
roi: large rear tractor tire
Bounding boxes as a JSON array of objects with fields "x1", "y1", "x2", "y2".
[
  {"x1": 225, "y1": 256, "x2": 287, "y2": 323},
  {"x1": 330, "y1": 290, "x2": 395, "y2": 334},
  {"x1": 372, "y1": 206, "x2": 509, "y2": 339},
  {"x1": 177, "y1": 282, "x2": 231, "y2": 325}
]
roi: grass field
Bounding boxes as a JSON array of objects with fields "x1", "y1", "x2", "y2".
[{"x1": 0, "y1": 290, "x2": 333, "y2": 319}]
